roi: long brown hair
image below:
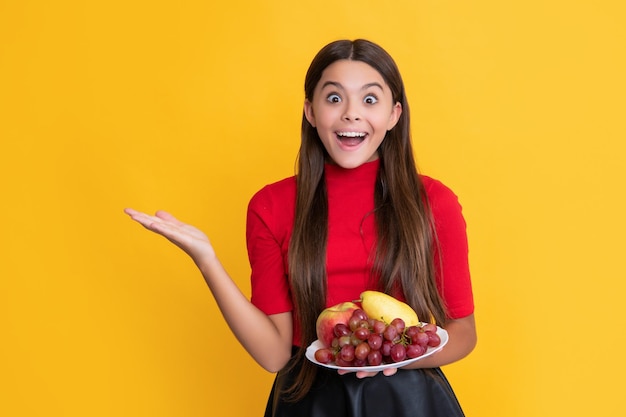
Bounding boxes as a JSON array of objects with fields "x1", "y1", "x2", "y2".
[{"x1": 281, "y1": 39, "x2": 447, "y2": 402}]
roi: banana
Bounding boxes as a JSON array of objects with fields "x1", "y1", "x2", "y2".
[{"x1": 360, "y1": 290, "x2": 420, "y2": 326}]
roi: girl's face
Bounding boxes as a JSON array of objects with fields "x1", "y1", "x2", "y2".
[{"x1": 304, "y1": 59, "x2": 402, "y2": 169}]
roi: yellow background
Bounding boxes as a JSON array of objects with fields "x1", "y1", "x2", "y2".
[{"x1": 1, "y1": 0, "x2": 625, "y2": 415}]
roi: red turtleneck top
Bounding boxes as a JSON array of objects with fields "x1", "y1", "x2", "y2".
[{"x1": 246, "y1": 160, "x2": 474, "y2": 346}]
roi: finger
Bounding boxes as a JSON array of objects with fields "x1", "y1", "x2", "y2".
[
  {"x1": 382, "y1": 367, "x2": 398, "y2": 377},
  {"x1": 124, "y1": 207, "x2": 142, "y2": 217},
  {"x1": 124, "y1": 208, "x2": 157, "y2": 225},
  {"x1": 154, "y1": 210, "x2": 185, "y2": 226},
  {"x1": 124, "y1": 209, "x2": 171, "y2": 232},
  {"x1": 337, "y1": 369, "x2": 369, "y2": 377},
  {"x1": 355, "y1": 371, "x2": 378, "y2": 379}
]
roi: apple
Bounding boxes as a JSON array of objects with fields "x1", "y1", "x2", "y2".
[{"x1": 315, "y1": 301, "x2": 360, "y2": 347}]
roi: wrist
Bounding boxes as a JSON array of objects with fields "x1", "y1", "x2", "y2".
[{"x1": 194, "y1": 251, "x2": 221, "y2": 274}]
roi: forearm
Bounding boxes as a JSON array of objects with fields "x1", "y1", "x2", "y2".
[
  {"x1": 404, "y1": 314, "x2": 477, "y2": 369},
  {"x1": 196, "y1": 255, "x2": 293, "y2": 372},
  {"x1": 123, "y1": 208, "x2": 292, "y2": 371}
]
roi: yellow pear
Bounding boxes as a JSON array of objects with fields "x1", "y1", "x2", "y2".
[{"x1": 360, "y1": 290, "x2": 420, "y2": 326}]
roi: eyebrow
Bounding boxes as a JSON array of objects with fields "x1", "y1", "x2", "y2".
[{"x1": 321, "y1": 81, "x2": 385, "y2": 91}]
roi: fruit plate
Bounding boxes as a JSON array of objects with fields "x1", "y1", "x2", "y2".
[{"x1": 305, "y1": 326, "x2": 448, "y2": 372}]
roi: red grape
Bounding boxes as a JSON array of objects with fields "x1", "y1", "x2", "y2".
[
  {"x1": 314, "y1": 348, "x2": 334, "y2": 364},
  {"x1": 405, "y1": 325, "x2": 421, "y2": 341},
  {"x1": 391, "y1": 318, "x2": 406, "y2": 333},
  {"x1": 390, "y1": 343, "x2": 407, "y2": 362},
  {"x1": 422, "y1": 323, "x2": 437, "y2": 333},
  {"x1": 354, "y1": 327, "x2": 370, "y2": 341},
  {"x1": 335, "y1": 357, "x2": 354, "y2": 367},
  {"x1": 352, "y1": 309, "x2": 368, "y2": 322},
  {"x1": 427, "y1": 332, "x2": 441, "y2": 347},
  {"x1": 381, "y1": 340, "x2": 393, "y2": 357},
  {"x1": 314, "y1": 310, "x2": 439, "y2": 369},
  {"x1": 340, "y1": 344, "x2": 355, "y2": 362},
  {"x1": 371, "y1": 319, "x2": 386, "y2": 335},
  {"x1": 383, "y1": 325, "x2": 398, "y2": 341},
  {"x1": 367, "y1": 333, "x2": 383, "y2": 350},
  {"x1": 334, "y1": 323, "x2": 351, "y2": 337},
  {"x1": 367, "y1": 350, "x2": 383, "y2": 366},
  {"x1": 406, "y1": 344, "x2": 426, "y2": 359},
  {"x1": 354, "y1": 342, "x2": 371, "y2": 360},
  {"x1": 353, "y1": 358, "x2": 367, "y2": 367},
  {"x1": 413, "y1": 332, "x2": 430, "y2": 347}
]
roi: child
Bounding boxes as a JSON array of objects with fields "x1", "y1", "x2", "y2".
[{"x1": 125, "y1": 39, "x2": 476, "y2": 416}]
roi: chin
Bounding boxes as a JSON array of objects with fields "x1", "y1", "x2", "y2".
[
  {"x1": 334, "y1": 161, "x2": 362, "y2": 169},
  {"x1": 328, "y1": 154, "x2": 378, "y2": 169}
]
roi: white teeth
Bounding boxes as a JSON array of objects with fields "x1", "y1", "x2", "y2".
[{"x1": 337, "y1": 131, "x2": 366, "y2": 138}]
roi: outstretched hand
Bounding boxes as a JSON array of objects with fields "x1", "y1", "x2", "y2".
[{"x1": 124, "y1": 208, "x2": 215, "y2": 265}]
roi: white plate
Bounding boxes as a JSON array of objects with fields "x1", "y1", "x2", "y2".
[{"x1": 305, "y1": 325, "x2": 448, "y2": 372}]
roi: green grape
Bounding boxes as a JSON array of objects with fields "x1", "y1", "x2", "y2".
[
  {"x1": 338, "y1": 335, "x2": 351, "y2": 347},
  {"x1": 348, "y1": 316, "x2": 362, "y2": 331}
]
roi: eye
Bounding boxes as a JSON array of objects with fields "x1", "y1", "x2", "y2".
[
  {"x1": 326, "y1": 93, "x2": 342, "y2": 103},
  {"x1": 364, "y1": 94, "x2": 378, "y2": 104}
]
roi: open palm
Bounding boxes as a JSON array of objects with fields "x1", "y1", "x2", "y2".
[{"x1": 124, "y1": 208, "x2": 215, "y2": 264}]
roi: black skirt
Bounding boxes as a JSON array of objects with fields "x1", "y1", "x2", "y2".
[{"x1": 264, "y1": 355, "x2": 465, "y2": 417}]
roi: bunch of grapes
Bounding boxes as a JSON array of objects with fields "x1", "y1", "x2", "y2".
[{"x1": 314, "y1": 308, "x2": 442, "y2": 367}]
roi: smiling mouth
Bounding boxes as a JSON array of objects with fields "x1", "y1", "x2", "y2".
[{"x1": 336, "y1": 131, "x2": 367, "y2": 146}]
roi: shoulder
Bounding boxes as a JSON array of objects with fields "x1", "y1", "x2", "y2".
[
  {"x1": 246, "y1": 175, "x2": 296, "y2": 250},
  {"x1": 247, "y1": 176, "x2": 297, "y2": 234},
  {"x1": 420, "y1": 175, "x2": 460, "y2": 206},
  {"x1": 419, "y1": 175, "x2": 466, "y2": 225},
  {"x1": 248, "y1": 176, "x2": 296, "y2": 211}
]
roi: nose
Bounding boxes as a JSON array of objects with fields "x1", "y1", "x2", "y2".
[{"x1": 342, "y1": 100, "x2": 361, "y2": 121}]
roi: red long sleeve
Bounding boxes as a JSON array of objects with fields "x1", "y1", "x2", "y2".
[{"x1": 246, "y1": 160, "x2": 474, "y2": 345}]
